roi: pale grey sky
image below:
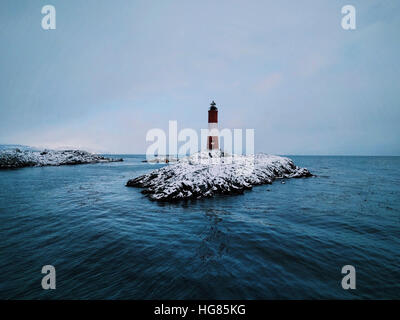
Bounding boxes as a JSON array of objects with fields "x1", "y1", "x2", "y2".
[{"x1": 0, "y1": 0, "x2": 399, "y2": 155}]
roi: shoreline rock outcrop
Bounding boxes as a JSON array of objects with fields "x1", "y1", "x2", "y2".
[
  {"x1": 0, "y1": 149, "x2": 123, "y2": 169},
  {"x1": 127, "y1": 151, "x2": 312, "y2": 201}
]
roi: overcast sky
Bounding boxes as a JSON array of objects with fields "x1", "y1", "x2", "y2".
[{"x1": 0, "y1": 0, "x2": 399, "y2": 155}]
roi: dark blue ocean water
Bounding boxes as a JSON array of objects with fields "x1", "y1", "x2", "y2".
[{"x1": 0, "y1": 156, "x2": 399, "y2": 299}]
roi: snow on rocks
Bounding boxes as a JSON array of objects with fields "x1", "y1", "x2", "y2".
[
  {"x1": 127, "y1": 150, "x2": 312, "y2": 201},
  {"x1": 0, "y1": 148, "x2": 123, "y2": 169}
]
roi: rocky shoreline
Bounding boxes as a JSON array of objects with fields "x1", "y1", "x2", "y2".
[
  {"x1": 127, "y1": 151, "x2": 312, "y2": 201},
  {"x1": 0, "y1": 148, "x2": 123, "y2": 169}
]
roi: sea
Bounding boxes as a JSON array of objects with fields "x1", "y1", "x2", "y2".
[{"x1": 0, "y1": 155, "x2": 399, "y2": 299}]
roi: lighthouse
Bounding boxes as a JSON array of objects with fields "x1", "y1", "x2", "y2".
[{"x1": 207, "y1": 100, "x2": 219, "y2": 150}]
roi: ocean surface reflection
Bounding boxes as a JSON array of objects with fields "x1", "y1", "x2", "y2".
[{"x1": 0, "y1": 155, "x2": 399, "y2": 299}]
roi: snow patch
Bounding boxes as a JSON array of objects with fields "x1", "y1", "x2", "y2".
[
  {"x1": 127, "y1": 150, "x2": 312, "y2": 201},
  {"x1": 0, "y1": 149, "x2": 123, "y2": 169}
]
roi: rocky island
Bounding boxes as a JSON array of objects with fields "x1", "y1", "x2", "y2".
[
  {"x1": 0, "y1": 148, "x2": 123, "y2": 169},
  {"x1": 127, "y1": 151, "x2": 312, "y2": 201}
]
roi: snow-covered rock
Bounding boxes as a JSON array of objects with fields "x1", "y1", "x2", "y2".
[
  {"x1": 127, "y1": 150, "x2": 312, "y2": 201},
  {"x1": 0, "y1": 149, "x2": 123, "y2": 169},
  {"x1": 0, "y1": 144, "x2": 39, "y2": 151}
]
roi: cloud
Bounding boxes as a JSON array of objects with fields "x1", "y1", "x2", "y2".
[
  {"x1": 1, "y1": 1, "x2": 399, "y2": 155},
  {"x1": 253, "y1": 73, "x2": 284, "y2": 94},
  {"x1": 296, "y1": 53, "x2": 332, "y2": 77}
]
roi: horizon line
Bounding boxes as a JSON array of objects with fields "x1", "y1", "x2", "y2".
[{"x1": 1, "y1": 144, "x2": 399, "y2": 157}]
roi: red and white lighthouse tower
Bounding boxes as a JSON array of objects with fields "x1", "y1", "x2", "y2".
[{"x1": 207, "y1": 100, "x2": 219, "y2": 150}]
